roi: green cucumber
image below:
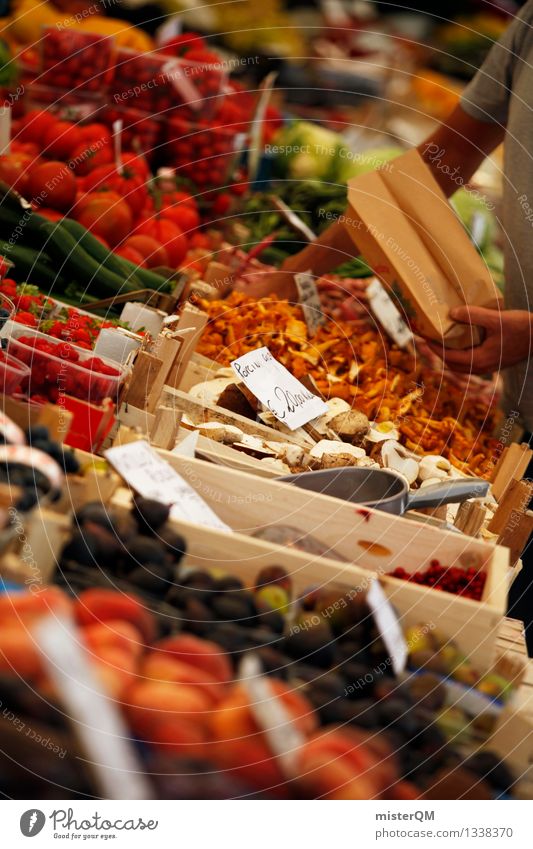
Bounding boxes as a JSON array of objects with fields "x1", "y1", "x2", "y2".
[
  {"x1": 0, "y1": 241, "x2": 59, "y2": 289},
  {"x1": 38, "y1": 221, "x2": 139, "y2": 298},
  {"x1": 113, "y1": 256, "x2": 172, "y2": 293},
  {"x1": 60, "y1": 218, "x2": 142, "y2": 288}
]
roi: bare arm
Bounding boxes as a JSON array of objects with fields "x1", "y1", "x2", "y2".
[{"x1": 418, "y1": 103, "x2": 505, "y2": 196}]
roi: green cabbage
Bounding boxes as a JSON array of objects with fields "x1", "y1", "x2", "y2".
[{"x1": 450, "y1": 187, "x2": 496, "y2": 252}]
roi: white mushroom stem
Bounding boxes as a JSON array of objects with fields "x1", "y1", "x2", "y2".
[
  {"x1": 381, "y1": 440, "x2": 419, "y2": 485},
  {"x1": 419, "y1": 455, "x2": 452, "y2": 482}
]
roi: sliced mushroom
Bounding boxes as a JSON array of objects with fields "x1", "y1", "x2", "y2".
[
  {"x1": 189, "y1": 377, "x2": 235, "y2": 405},
  {"x1": 366, "y1": 421, "x2": 400, "y2": 443},
  {"x1": 197, "y1": 422, "x2": 244, "y2": 444},
  {"x1": 309, "y1": 440, "x2": 367, "y2": 461},
  {"x1": 419, "y1": 455, "x2": 452, "y2": 482},
  {"x1": 381, "y1": 440, "x2": 419, "y2": 485}
]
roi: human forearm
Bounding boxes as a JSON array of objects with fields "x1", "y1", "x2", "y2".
[
  {"x1": 281, "y1": 219, "x2": 356, "y2": 276},
  {"x1": 418, "y1": 103, "x2": 504, "y2": 197}
]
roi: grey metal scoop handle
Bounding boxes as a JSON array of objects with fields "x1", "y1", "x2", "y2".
[{"x1": 407, "y1": 478, "x2": 490, "y2": 511}]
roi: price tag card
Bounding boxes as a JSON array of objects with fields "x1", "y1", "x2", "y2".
[
  {"x1": 105, "y1": 440, "x2": 231, "y2": 532},
  {"x1": 367, "y1": 579, "x2": 408, "y2": 676},
  {"x1": 295, "y1": 270, "x2": 325, "y2": 336},
  {"x1": 367, "y1": 277, "x2": 413, "y2": 349},
  {"x1": 230, "y1": 346, "x2": 328, "y2": 431},
  {"x1": 35, "y1": 615, "x2": 153, "y2": 800}
]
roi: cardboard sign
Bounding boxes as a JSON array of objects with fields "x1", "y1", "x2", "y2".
[
  {"x1": 35, "y1": 615, "x2": 153, "y2": 800},
  {"x1": 240, "y1": 653, "x2": 305, "y2": 776},
  {"x1": 366, "y1": 277, "x2": 413, "y2": 349},
  {"x1": 345, "y1": 149, "x2": 499, "y2": 348},
  {"x1": 367, "y1": 579, "x2": 408, "y2": 676},
  {"x1": 230, "y1": 347, "x2": 328, "y2": 430},
  {"x1": 105, "y1": 440, "x2": 230, "y2": 531},
  {"x1": 295, "y1": 271, "x2": 325, "y2": 336}
]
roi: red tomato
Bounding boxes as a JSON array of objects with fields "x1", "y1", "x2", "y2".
[
  {"x1": 158, "y1": 32, "x2": 206, "y2": 57},
  {"x1": 78, "y1": 123, "x2": 111, "y2": 145},
  {"x1": 115, "y1": 245, "x2": 147, "y2": 267},
  {"x1": 69, "y1": 141, "x2": 114, "y2": 176},
  {"x1": 17, "y1": 110, "x2": 57, "y2": 145},
  {"x1": 10, "y1": 141, "x2": 40, "y2": 157},
  {"x1": 121, "y1": 152, "x2": 151, "y2": 181},
  {"x1": 35, "y1": 207, "x2": 63, "y2": 221},
  {"x1": 75, "y1": 192, "x2": 132, "y2": 247},
  {"x1": 159, "y1": 203, "x2": 200, "y2": 233},
  {"x1": 82, "y1": 165, "x2": 147, "y2": 219},
  {"x1": 161, "y1": 190, "x2": 196, "y2": 208},
  {"x1": 26, "y1": 161, "x2": 77, "y2": 211},
  {"x1": 42, "y1": 121, "x2": 83, "y2": 160},
  {"x1": 134, "y1": 217, "x2": 187, "y2": 267},
  {"x1": 189, "y1": 232, "x2": 211, "y2": 249},
  {"x1": 123, "y1": 235, "x2": 169, "y2": 268},
  {"x1": 0, "y1": 152, "x2": 37, "y2": 195}
]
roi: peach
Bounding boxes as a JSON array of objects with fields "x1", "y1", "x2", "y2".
[
  {"x1": 90, "y1": 646, "x2": 138, "y2": 699},
  {"x1": 147, "y1": 717, "x2": 208, "y2": 757},
  {"x1": 295, "y1": 727, "x2": 385, "y2": 800},
  {"x1": 0, "y1": 624, "x2": 44, "y2": 679},
  {"x1": 153, "y1": 634, "x2": 232, "y2": 684},
  {"x1": 141, "y1": 654, "x2": 224, "y2": 704},
  {"x1": 210, "y1": 738, "x2": 289, "y2": 796},
  {"x1": 210, "y1": 681, "x2": 317, "y2": 744},
  {"x1": 74, "y1": 589, "x2": 155, "y2": 643},
  {"x1": 124, "y1": 680, "x2": 212, "y2": 737},
  {"x1": 0, "y1": 587, "x2": 72, "y2": 623},
  {"x1": 82, "y1": 620, "x2": 145, "y2": 658}
]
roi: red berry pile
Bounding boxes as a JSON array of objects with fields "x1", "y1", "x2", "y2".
[
  {"x1": 0, "y1": 280, "x2": 52, "y2": 327},
  {"x1": 390, "y1": 560, "x2": 486, "y2": 601},
  {"x1": 41, "y1": 307, "x2": 119, "y2": 350},
  {"x1": 9, "y1": 335, "x2": 121, "y2": 405},
  {"x1": 41, "y1": 28, "x2": 112, "y2": 92}
]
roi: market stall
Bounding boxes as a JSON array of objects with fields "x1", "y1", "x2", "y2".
[{"x1": 0, "y1": 0, "x2": 532, "y2": 809}]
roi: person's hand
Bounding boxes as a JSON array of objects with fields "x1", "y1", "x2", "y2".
[
  {"x1": 427, "y1": 305, "x2": 533, "y2": 374},
  {"x1": 233, "y1": 269, "x2": 298, "y2": 301}
]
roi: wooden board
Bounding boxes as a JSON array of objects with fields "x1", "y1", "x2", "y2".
[
  {"x1": 110, "y1": 459, "x2": 507, "y2": 669},
  {"x1": 160, "y1": 385, "x2": 312, "y2": 447}
]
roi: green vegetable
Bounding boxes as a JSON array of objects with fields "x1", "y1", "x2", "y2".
[
  {"x1": 271, "y1": 121, "x2": 346, "y2": 183},
  {"x1": 0, "y1": 241, "x2": 57, "y2": 288},
  {"x1": 450, "y1": 188, "x2": 496, "y2": 252},
  {"x1": 60, "y1": 218, "x2": 141, "y2": 288},
  {"x1": 38, "y1": 221, "x2": 139, "y2": 299}
]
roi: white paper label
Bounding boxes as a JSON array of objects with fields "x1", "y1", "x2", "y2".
[
  {"x1": 295, "y1": 271, "x2": 325, "y2": 336},
  {"x1": 230, "y1": 347, "x2": 328, "y2": 431},
  {"x1": 35, "y1": 616, "x2": 152, "y2": 800},
  {"x1": 172, "y1": 429, "x2": 199, "y2": 458},
  {"x1": 367, "y1": 277, "x2": 413, "y2": 349},
  {"x1": 155, "y1": 14, "x2": 182, "y2": 46},
  {"x1": 105, "y1": 440, "x2": 230, "y2": 531},
  {"x1": 240, "y1": 653, "x2": 304, "y2": 776},
  {"x1": 367, "y1": 579, "x2": 408, "y2": 676}
]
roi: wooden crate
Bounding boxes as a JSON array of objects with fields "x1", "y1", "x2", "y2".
[{"x1": 110, "y1": 450, "x2": 509, "y2": 668}]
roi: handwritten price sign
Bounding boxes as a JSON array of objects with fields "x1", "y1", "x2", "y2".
[{"x1": 231, "y1": 347, "x2": 328, "y2": 430}]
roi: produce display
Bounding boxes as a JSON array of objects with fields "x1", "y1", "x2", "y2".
[
  {"x1": 0, "y1": 0, "x2": 530, "y2": 813},
  {"x1": 195, "y1": 292, "x2": 499, "y2": 476},
  {"x1": 0, "y1": 495, "x2": 517, "y2": 800}
]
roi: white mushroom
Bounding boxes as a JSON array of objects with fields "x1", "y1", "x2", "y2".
[
  {"x1": 260, "y1": 458, "x2": 291, "y2": 474},
  {"x1": 356, "y1": 456, "x2": 381, "y2": 469},
  {"x1": 419, "y1": 477, "x2": 446, "y2": 488},
  {"x1": 189, "y1": 377, "x2": 235, "y2": 405},
  {"x1": 418, "y1": 455, "x2": 452, "y2": 482},
  {"x1": 197, "y1": 422, "x2": 244, "y2": 444},
  {"x1": 381, "y1": 440, "x2": 419, "y2": 485},
  {"x1": 309, "y1": 440, "x2": 367, "y2": 461},
  {"x1": 365, "y1": 421, "x2": 400, "y2": 443}
]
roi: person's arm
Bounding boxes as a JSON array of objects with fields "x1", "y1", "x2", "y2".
[{"x1": 238, "y1": 104, "x2": 504, "y2": 299}]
